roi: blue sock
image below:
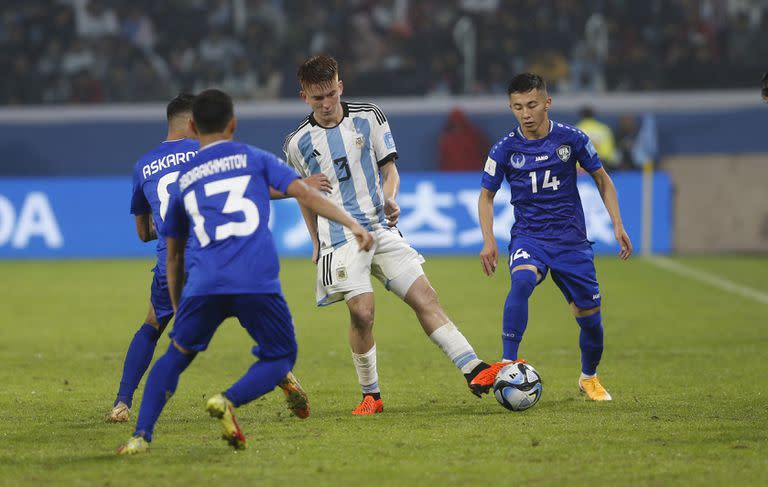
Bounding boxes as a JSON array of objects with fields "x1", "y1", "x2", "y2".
[
  {"x1": 225, "y1": 356, "x2": 294, "y2": 407},
  {"x1": 502, "y1": 270, "x2": 537, "y2": 361},
  {"x1": 115, "y1": 323, "x2": 161, "y2": 408},
  {"x1": 576, "y1": 312, "x2": 603, "y2": 375},
  {"x1": 134, "y1": 344, "x2": 194, "y2": 442}
]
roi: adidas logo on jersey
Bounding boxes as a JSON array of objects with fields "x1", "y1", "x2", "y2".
[
  {"x1": 309, "y1": 149, "x2": 321, "y2": 159},
  {"x1": 535, "y1": 155, "x2": 549, "y2": 162}
]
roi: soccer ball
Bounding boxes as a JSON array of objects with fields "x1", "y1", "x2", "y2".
[{"x1": 493, "y1": 362, "x2": 543, "y2": 411}]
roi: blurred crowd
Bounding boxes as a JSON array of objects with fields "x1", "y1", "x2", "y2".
[{"x1": 1, "y1": 0, "x2": 766, "y2": 105}]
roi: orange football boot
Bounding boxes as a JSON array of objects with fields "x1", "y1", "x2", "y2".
[
  {"x1": 469, "y1": 359, "x2": 527, "y2": 396},
  {"x1": 351, "y1": 395, "x2": 384, "y2": 415}
]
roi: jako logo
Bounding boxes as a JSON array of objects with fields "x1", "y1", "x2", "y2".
[
  {"x1": 0, "y1": 192, "x2": 63, "y2": 249},
  {"x1": 535, "y1": 155, "x2": 549, "y2": 162}
]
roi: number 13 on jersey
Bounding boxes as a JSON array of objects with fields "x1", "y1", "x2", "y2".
[
  {"x1": 183, "y1": 175, "x2": 261, "y2": 247},
  {"x1": 529, "y1": 170, "x2": 560, "y2": 193}
]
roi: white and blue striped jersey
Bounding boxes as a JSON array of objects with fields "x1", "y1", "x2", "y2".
[{"x1": 283, "y1": 101, "x2": 398, "y2": 251}]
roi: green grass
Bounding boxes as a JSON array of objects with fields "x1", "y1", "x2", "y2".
[{"x1": 0, "y1": 256, "x2": 766, "y2": 486}]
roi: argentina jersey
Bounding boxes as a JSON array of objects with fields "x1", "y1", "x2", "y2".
[
  {"x1": 481, "y1": 121, "x2": 602, "y2": 247},
  {"x1": 283, "y1": 102, "x2": 397, "y2": 251},
  {"x1": 130, "y1": 138, "x2": 199, "y2": 273}
]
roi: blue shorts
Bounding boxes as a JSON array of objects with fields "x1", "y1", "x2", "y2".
[
  {"x1": 169, "y1": 294, "x2": 297, "y2": 360},
  {"x1": 508, "y1": 237, "x2": 601, "y2": 309},
  {"x1": 150, "y1": 272, "x2": 174, "y2": 326}
]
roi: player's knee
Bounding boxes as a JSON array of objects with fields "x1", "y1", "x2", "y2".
[
  {"x1": 509, "y1": 269, "x2": 537, "y2": 302},
  {"x1": 573, "y1": 304, "x2": 600, "y2": 319},
  {"x1": 350, "y1": 307, "x2": 375, "y2": 331},
  {"x1": 155, "y1": 314, "x2": 173, "y2": 333},
  {"x1": 146, "y1": 315, "x2": 162, "y2": 331},
  {"x1": 171, "y1": 340, "x2": 196, "y2": 356}
]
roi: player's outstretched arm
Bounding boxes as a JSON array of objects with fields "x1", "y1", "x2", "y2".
[
  {"x1": 134, "y1": 214, "x2": 157, "y2": 242},
  {"x1": 380, "y1": 160, "x2": 400, "y2": 227},
  {"x1": 166, "y1": 236, "x2": 186, "y2": 312},
  {"x1": 286, "y1": 179, "x2": 373, "y2": 251},
  {"x1": 269, "y1": 174, "x2": 332, "y2": 200},
  {"x1": 298, "y1": 203, "x2": 321, "y2": 263},
  {"x1": 590, "y1": 168, "x2": 633, "y2": 260},
  {"x1": 478, "y1": 188, "x2": 499, "y2": 275}
]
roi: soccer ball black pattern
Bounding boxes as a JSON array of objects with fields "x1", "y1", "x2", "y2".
[{"x1": 493, "y1": 362, "x2": 543, "y2": 411}]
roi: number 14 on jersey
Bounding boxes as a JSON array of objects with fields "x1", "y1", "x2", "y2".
[{"x1": 529, "y1": 170, "x2": 560, "y2": 193}]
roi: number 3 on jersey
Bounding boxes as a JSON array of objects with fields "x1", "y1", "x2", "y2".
[
  {"x1": 529, "y1": 170, "x2": 560, "y2": 193},
  {"x1": 183, "y1": 175, "x2": 260, "y2": 247}
]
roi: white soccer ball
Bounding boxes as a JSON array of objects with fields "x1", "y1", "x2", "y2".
[{"x1": 493, "y1": 362, "x2": 543, "y2": 411}]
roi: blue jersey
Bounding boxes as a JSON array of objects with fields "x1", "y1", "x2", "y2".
[
  {"x1": 130, "y1": 138, "x2": 200, "y2": 274},
  {"x1": 162, "y1": 140, "x2": 300, "y2": 297},
  {"x1": 481, "y1": 121, "x2": 602, "y2": 247}
]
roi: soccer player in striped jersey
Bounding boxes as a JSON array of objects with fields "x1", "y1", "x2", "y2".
[
  {"x1": 472, "y1": 73, "x2": 632, "y2": 401},
  {"x1": 110, "y1": 94, "x2": 329, "y2": 423},
  {"x1": 283, "y1": 55, "x2": 491, "y2": 415}
]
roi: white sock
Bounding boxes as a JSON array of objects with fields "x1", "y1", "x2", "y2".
[
  {"x1": 351, "y1": 344, "x2": 380, "y2": 394},
  {"x1": 580, "y1": 372, "x2": 596, "y2": 380},
  {"x1": 428, "y1": 322, "x2": 482, "y2": 374}
]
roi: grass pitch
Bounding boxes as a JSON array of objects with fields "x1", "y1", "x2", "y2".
[{"x1": 0, "y1": 256, "x2": 766, "y2": 486}]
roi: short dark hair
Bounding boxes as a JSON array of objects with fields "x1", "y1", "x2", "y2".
[
  {"x1": 166, "y1": 92, "x2": 195, "y2": 121},
  {"x1": 192, "y1": 89, "x2": 234, "y2": 134},
  {"x1": 297, "y1": 54, "x2": 339, "y2": 88},
  {"x1": 507, "y1": 73, "x2": 547, "y2": 95}
]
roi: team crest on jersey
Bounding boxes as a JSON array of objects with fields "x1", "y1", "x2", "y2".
[
  {"x1": 556, "y1": 145, "x2": 571, "y2": 162},
  {"x1": 355, "y1": 135, "x2": 364, "y2": 148},
  {"x1": 510, "y1": 152, "x2": 526, "y2": 169},
  {"x1": 336, "y1": 266, "x2": 348, "y2": 281}
]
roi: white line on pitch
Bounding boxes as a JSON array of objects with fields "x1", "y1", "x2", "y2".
[{"x1": 645, "y1": 256, "x2": 768, "y2": 305}]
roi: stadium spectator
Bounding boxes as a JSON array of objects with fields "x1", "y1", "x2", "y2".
[
  {"x1": 762, "y1": 72, "x2": 768, "y2": 103},
  {"x1": 69, "y1": 69, "x2": 104, "y2": 103},
  {"x1": 437, "y1": 108, "x2": 490, "y2": 171},
  {"x1": 198, "y1": 29, "x2": 244, "y2": 70},
  {"x1": 60, "y1": 39, "x2": 96, "y2": 76},
  {"x1": 0, "y1": 0, "x2": 765, "y2": 105},
  {"x1": 222, "y1": 58, "x2": 260, "y2": 99},
  {"x1": 576, "y1": 106, "x2": 617, "y2": 170},
  {"x1": 614, "y1": 114, "x2": 640, "y2": 170},
  {"x1": 119, "y1": 6, "x2": 156, "y2": 50},
  {"x1": 71, "y1": 0, "x2": 119, "y2": 40}
]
